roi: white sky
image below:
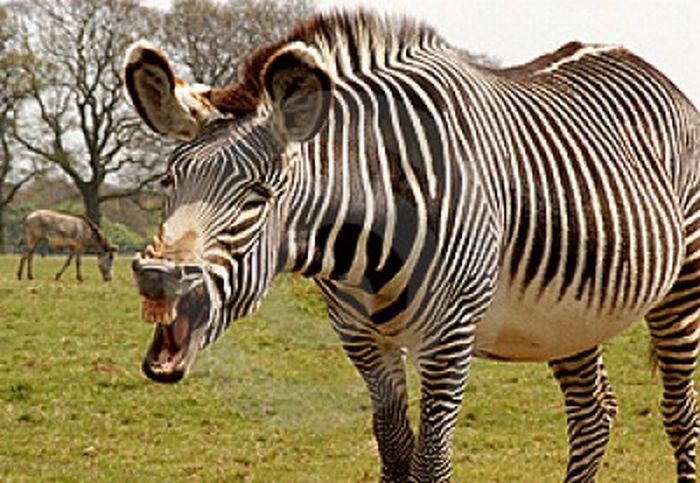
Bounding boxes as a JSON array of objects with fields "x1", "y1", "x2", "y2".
[{"x1": 144, "y1": 0, "x2": 700, "y2": 108}]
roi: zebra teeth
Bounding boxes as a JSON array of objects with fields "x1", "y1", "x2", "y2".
[{"x1": 141, "y1": 297, "x2": 175, "y2": 326}]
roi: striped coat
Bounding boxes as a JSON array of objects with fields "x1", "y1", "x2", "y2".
[{"x1": 124, "y1": 11, "x2": 700, "y2": 481}]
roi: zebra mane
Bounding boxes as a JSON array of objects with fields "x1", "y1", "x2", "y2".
[
  {"x1": 207, "y1": 9, "x2": 445, "y2": 117},
  {"x1": 286, "y1": 9, "x2": 443, "y2": 60}
]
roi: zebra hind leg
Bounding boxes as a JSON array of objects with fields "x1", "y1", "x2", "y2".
[
  {"x1": 646, "y1": 203, "x2": 700, "y2": 482},
  {"x1": 646, "y1": 304, "x2": 700, "y2": 482},
  {"x1": 549, "y1": 346, "x2": 618, "y2": 483},
  {"x1": 341, "y1": 338, "x2": 415, "y2": 482}
]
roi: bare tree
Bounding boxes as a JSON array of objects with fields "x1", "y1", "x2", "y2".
[
  {"x1": 0, "y1": 4, "x2": 40, "y2": 252},
  {"x1": 12, "y1": 0, "x2": 165, "y2": 226},
  {"x1": 8, "y1": 0, "x2": 314, "y2": 229},
  {"x1": 160, "y1": 0, "x2": 315, "y2": 86}
]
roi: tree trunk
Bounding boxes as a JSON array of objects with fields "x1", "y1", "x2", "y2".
[
  {"x1": 81, "y1": 184, "x2": 102, "y2": 226},
  {"x1": 0, "y1": 203, "x2": 5, "y2": 254}
]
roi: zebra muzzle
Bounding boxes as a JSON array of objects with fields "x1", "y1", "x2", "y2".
[
  {"x1": 133, "y1": 254, "x2": 210, "y2": 383},
  {"x1": 132, "y1": 254, "x2": 202, "y2": 327}
]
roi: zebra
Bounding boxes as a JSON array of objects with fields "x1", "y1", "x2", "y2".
[{"x1": 123, "y1": 11, "x2": 700, "y2": 482}]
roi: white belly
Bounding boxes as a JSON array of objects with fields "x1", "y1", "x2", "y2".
[{"x1": 474, "y1": 276, "x2": 649, "y2": 362}]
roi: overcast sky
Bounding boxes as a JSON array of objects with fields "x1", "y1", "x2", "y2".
[{"x1": 144, "y1": 0, "x2": 699, "y2": 108}]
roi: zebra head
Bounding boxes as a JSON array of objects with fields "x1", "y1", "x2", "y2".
[{"x1": 123, "y1": 41, "x2": 332, "y2": 383}]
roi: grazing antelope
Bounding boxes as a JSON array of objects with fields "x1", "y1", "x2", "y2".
[{"x1": 17, "y1": 209, "x2": 117, "y2": 282}]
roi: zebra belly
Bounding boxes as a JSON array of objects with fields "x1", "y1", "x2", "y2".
[{"x1": 473, "y1": 280, "x2": 649, "y2": 362}]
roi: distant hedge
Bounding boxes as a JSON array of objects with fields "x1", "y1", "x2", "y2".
[{"x1": 101, "y1": 218, "x2": 149, "y2": 252}]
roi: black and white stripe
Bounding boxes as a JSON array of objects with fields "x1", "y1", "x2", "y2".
[{"x1": 148, "y1": 12, "x2": 700, "y2": 482}]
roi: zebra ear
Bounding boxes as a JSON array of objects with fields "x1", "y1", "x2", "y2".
[
  {"x1": 123, "y1": 41, "x2": 218, "y2": 141},
  {"x1": 262, "y1": 43, "x2": 333, "y2": 142}
]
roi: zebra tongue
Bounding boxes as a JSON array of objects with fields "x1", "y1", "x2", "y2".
[
  {"x1": 170, "y1": 312, "x2": 190, "y2": 348},
  {"x1": 155, "y1": 310, "x2": 190, "y2": 361}
]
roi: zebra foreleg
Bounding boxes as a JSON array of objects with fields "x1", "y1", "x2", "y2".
[
  {"x1": 410, "y1": 324, "x2": 472, "y2": 482},
  {"x1": 549, "y1": 346, "x2": 618, "y2": 483},
  {"x1": 646, "y1": 308, "x2": 700, "y2": 482},
  {"x1": 342, "y1": 339, "x2": 414, "y2": 482}
]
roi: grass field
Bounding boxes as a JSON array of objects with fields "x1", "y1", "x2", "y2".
[{"x1": 0, "y1": 255, "x2": 684, "y2": 481}]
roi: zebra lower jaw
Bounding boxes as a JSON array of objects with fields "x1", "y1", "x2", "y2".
[
  {"x1": 132, "y1": 253, "x2": 212, "y2": 382},
  {"x1": 142, "y1": 312, "x2": 191, "y2": 383}
]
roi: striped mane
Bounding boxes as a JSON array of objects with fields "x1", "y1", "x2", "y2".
[
  {"x1": 207, "y1": 10, "x2": 445, "y2": 117},
  {"x1": 204, "y1": 10, "x2": 629, "y2": 118}
]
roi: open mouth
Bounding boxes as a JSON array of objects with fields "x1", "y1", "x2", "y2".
[{"x1": 140, "y1": 286, "x2": 209, "y2": 383}]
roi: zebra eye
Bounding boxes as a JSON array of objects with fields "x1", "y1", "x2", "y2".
[
  {"x1": 241, "y1": 192, "x2": 268, "y2": 211},
  {"x1": 249, "y1": 182, "x2": 273, "y2": 200},
  {"x1": 161, "y1": 173, "x2": 174, "y2": 188},
  {"x1": 237, "y1": 183, "x2": 273, "y2": 213}
]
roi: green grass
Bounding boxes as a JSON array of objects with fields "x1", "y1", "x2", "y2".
[{"x1": 0, "y1": 255, "x2": 681, "y2": 481}]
